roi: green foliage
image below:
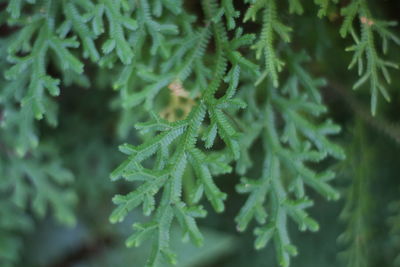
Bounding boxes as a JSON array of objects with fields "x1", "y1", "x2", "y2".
[
  {"x1": 1, "y1": 0, "x2": 400, "y2": 267},
  {"x1": 0, "y1": 34, "x2": 76, "y2": 266},
  {"x1": 110, "y1": 0, "x2": 346, "y2": 265},
  {"x1": 314, "y1": 0, "x2": 338, "y2": 17},
  {"x1": 340, "y1": 0, "x2": 400, "y2": 115},
  {"x1": 110, "y1": 1, "x2": 250, "y2": 264},
  {"x1": 244, "y1": 0, "x2": 291, "y2": 87},
  {"x1": 235, "y1": 52, "x2": 344, "y2": 267}
]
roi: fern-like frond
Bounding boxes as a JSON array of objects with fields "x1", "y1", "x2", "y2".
[
  {"x1": 109, "y1": 1, "x2": 252, "y2": 265},
  {"x1": 0, "y1": 35, "x2": 76, "y2": 266},
  {"x1": 245, "y1": 0, "x2": 292, "y2": 87},
  {"x1": 340, "y1": 0, "x2": 400, "y2": 115},
  {"x1": 4, "y1": 2, "x2": 86, "y2": 155},
  {"x1": 314, "y1": 0, "x2": 339, "y2": 18},
  {"x1": 235, "y1": 52, "x2": 344, "y2": 267},
  {"x1": 0, "y1": 139, "x2": 77, "y2": 265}
]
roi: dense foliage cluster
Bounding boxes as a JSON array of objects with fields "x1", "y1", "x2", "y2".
[{"x1": 1, "y1": 1, "x2": 400, "y2": 267}]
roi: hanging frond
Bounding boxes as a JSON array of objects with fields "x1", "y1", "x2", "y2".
[
  {"x1": 340, "y1": 0, "x2": 400, "y2": 115},
  {"x1": 245, "y1": 0, "x2": 292, "y2": 87},
  {"x1": 235, "y1": 52, "x2": 344, "y2": 267},
  {"x1": 109, "y1": 1, "x2": 252, "y2": 265}
]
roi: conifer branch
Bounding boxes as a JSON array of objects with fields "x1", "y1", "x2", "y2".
[
  {"x1": 109, "y1": 1, "x2": 250, "y2": 265},
  {"x1": 0, "y1": 30, "x2": 76, "y2": 267},
  {"x1": 245, "y1": 0, "x2": 291, "y2": 87},
  {"x1": 236, "y1": 52, "x2": 344, "y2": 267},
  {"x1": 314, "y1": 0, "x2": 339, "y2": 17},
  {"x1": 340, "y1": 0, "x2": 400, "y2": 115}
]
